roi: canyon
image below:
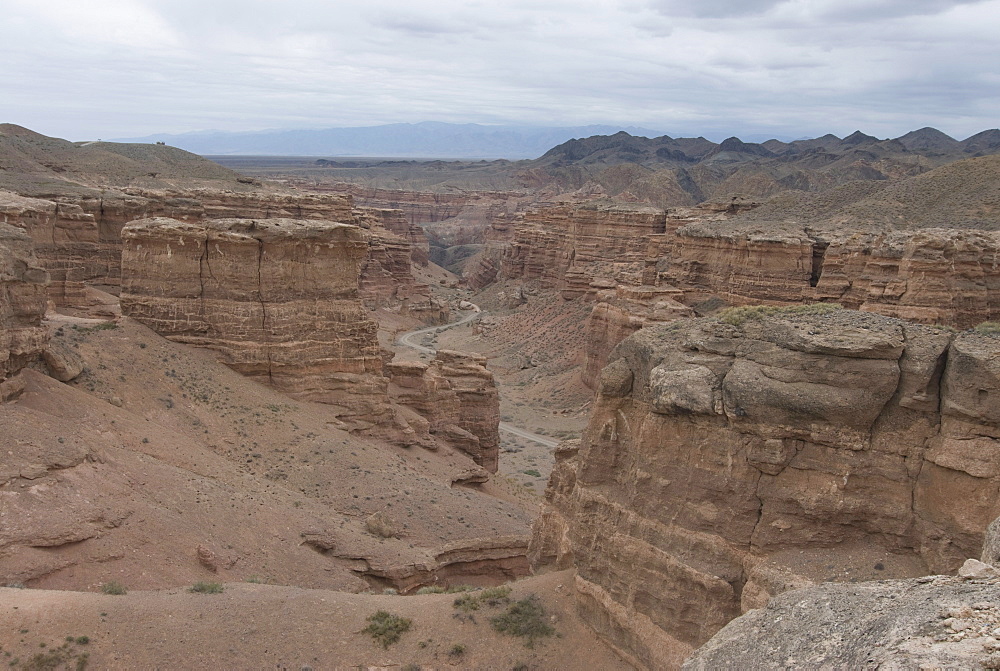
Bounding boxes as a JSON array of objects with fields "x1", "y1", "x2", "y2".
[{"x1": 5, "y1": 123, "x2": 1000, "y2": 669}]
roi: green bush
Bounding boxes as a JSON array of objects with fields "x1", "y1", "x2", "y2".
[
  {"x1": 490, "y1": 596, "x2": 555, "y2": 648},
  {"x1": 189, "y1": 582, "x2": 223, "y2": 594},
  {"x1": 362, "y1": 610, "x2": 412, "y2": 649},
  {"x1": 100, "y1": 581, "x2": 127, "y2": 596}
]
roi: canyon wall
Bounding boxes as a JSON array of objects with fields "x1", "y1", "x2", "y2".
[
  {"x1": 0, "y1": 223, "x2": 49, "y2": 401},
  {"x1": 499, "y1": 203, "x2": 666, "y2": 298},
  {"x1": 387, "y1": 350, "x2": 501, "y2": 472},
  {"x1": 530, "y1": 309, "x2": 1000, "y2": 669},
  {"x1": 120, "y1": 217, "x2": 389, "y2": 425},
  {"x1": 668, "y1": 224, "x2": 1000, "y2": 329},
  {"x1": 1, "y1": 189, "x2": 439, "y2": 319}
]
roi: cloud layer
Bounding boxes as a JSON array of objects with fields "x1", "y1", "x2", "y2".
[{"x1": 1, "y1": 0, "x2": 997, "y2": 141}]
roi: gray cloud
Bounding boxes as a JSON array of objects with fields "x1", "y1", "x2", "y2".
[{"x1": 0, "y1": 0, "x2": 997, "y2": 142}]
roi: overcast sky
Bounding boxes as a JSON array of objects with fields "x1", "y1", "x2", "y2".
[{"x1": 2, "y1": 0, "x2": 998, "y2": 142}]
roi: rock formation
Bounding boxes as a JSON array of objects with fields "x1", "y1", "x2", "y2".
[
  {"x1": 120, "y1": 217, "x2": 389, "y2": 425},
  {"x1": 388, "y1": 350, "x2": 501, "y2": 472},
  {"x1": 582, "y1": 285, "x2": 694, "y2": 389},
  {"x1": 683, "y1": 575, "x2": 1000, "y2": 669},
  {"x1": 530, "y1": 309, "x2": 1000, "y2": 668},
  {"x1": 500, "y1": 203, "x2": 666, "y2": 297},
  {"x1": 1, "y1": 188, "x2": 442, "y2": 321},
  {"x1": 666, "y1": 224, "x2": 1000, "y2": 328},
  {"x1": 0, "y1": 223, "x2": 49, "y2": 400}
]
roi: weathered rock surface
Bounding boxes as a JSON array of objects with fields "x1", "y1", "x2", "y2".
[
  {"x1": 2, "y1": 188, "x2": 439, "y2": 321},
  {"x1": 500, "y1": 203, "x2": 666, "y2": 297},
  {"x1": 388, "y1": 350, "x2": 501, "y2": 472},
  {"x1": 530, "y1": 310, "x2": 1000, "y2": 669},
  {"x1": 582, "y1": 285, "x2": 694, "y2": 388},
  {"x1": 684, "y1": 576, "x2": 1000, "y2": 670},
  {"x1": 120, "y1": 217, "x2": 388, "y2": 424},
  {"x1": 667, "y1": 224, "x2": 1000, "y2": 328},
  {"x1": 0, "y1": 223, "x2": 49, "y2": 400}
]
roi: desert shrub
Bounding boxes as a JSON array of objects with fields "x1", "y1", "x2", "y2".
[
  {"x1": 365, "y1": 511, "x2": 397, "y2": 539},
  {"x1": 417, "y1": 584, "x2": 471, "y2": 595},
  {"x1": 100, "y1": 581, "x2": 127, "y2": 595},
  {"x1": 189, "y1": 581, "x2": 223, "y2": 594},
  {"x1": 416, "y1": 585, "x2": 447, "y2": 594},
  {"x1": 453, "y1": 585, "x2": 512, "y2": 612},
  {"x1": 975, "y1": 321, "x2": 1000, "y2": 337},
  {"x1": 718, "y1": 302, "x2": 843, "y2": 326},
  {"x1": 362, "y1": 610, "x2": 412, "y2": 649},
  {"x1": 490, "y1": 596, "x2": 555, "y2": 648},
  {"x1": 453, "y1": 593, "x2": 480, "y2": 612},
  {"x1": 449, "y1": 643, "x2": 466, "y2": 657}
]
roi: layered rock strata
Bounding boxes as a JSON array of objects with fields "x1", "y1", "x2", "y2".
[
  {"x1": 388, "y1": 350, "x2": 501, "y2": 472},
  {"x1": 0, "y1": 223, "x2": 49, "y2": 400},
  {"x1": 499, "y1": 203, "x2": 666, "y2": 296},
  {"x1": 530, "y1": 310, "x2": 1000, "y2": 668},
  {"x1": 582, "y1": 285, "x2": 694, "y2": 389},
  {"x1": 668, "y1": 224, "x2": 1000, "y2": 328},
  {"x1": 2, "y1": 189, "x2": 435, "y2": 318},
  {"x1": 120, "y1": 217, "x2": 388, "y2": 424}
]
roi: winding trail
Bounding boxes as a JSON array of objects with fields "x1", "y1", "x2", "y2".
[{"x1": 396, "y1": 304, "x2": 560, "y2": 449}]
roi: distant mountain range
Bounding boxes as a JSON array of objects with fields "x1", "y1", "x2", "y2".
[{"x1": 112, "y1": 122, "x2": 669, "y2": 159}]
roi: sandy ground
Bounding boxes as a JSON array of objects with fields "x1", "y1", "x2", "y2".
[{"x1": 0, "y1": 570, "x2": 630, "y2": 670}]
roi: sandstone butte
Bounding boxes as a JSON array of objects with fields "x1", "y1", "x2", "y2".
[
  {"x1": 529, "y1": 308, "x2": 1000, "y2": 668},
  {"x1": 0, "y1": 187, "x2": 443, "y2": 322},
  {"x1": 119, "y1": 216, "x2": 500, "y2": 471}
]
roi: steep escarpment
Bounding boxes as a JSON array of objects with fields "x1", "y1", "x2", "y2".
[
  {"x1": 120, "y1": 217, "x2": 388, "y2": 425},
  {"x1": 388, "y1": 350, "x2": 501, "y2": 473},
  {"x1": 500, "y1": 202, "x2": 666, "y2": 298},
  {"x1": 0, "y1": 223, "x2": 49, "y2": 400},
  {"x1": 1, "y1": 187, "x2": 441, "y2": 320},
  {"x1": 530, "y1": 310, "x2": 1000, "y2": 668},
  {"x1": 669, "y1": 225, "x2": 1000, "y2": 328}
]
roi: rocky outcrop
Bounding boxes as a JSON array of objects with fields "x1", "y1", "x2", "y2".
[
  {"x1": 683, "y1": 576, "x2": 1000, "y2": 669},
  {"x1": 500, "y1": 203, "x2": 666, "y2": 297},
  {"x1": 3, "y1": 189, "x2": 436, "y2": 319},
  {"x1": 388, "y1": 350, "x2": 501, "y2": 472},
  {"x1": 582, "y1": 285, "x2": 694, "y2": 389},
  {"x1": 353, "y1": 207, "x2": 446, "y2": 323},
  {"x1": 530, "y1": 310, "x2": 1000, "y2": 668},
  {"x1": 120, "y1": 217, "x2": 389, "y2": 425},
  {"x1": 0, "y1": 223, "x2": 49, "y2": 400},
  {"x1": 668, "y1": 224, "x2": 1000, "y2": 328}
]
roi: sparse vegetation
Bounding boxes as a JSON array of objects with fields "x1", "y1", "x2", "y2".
[
  {"x1": 718, "y1": 302, "x2": 843, "y2": 326},
  {"x1": 364, "y1": 511, "x2": 397, "y2": 539},
  {"x1": 490, "y1": 596, "x2": 555, "y2": 648},
  {"x1": 974, "y1": 321, "x2": 1000, "y2": 337},
  {"x1": 522, "y1": 469, "x2": 541, "y2": 478},
  {"x1": 448, "y1": 643, "x2": 466, "y2": 657},
  {"x1": 416, "y1": 584, "x2": 471, "y2": 595},
  {"x1": 361, "y1": 610, "x2": 412, "y2": 649},
  {"x1": 453, "y1": 585, "x2": 513, "y2": 612},
  {"x1": 188, "y1": 582, "x2": 223, "y2": 594},
  {"x1": 99, "y1": 581, "x2": 126, "y2": 595}
]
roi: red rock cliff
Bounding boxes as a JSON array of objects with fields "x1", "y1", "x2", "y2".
[
  {"x1": 120, "y1": 217, "x2": 388, "y2": 425},
  {"x1": 530, "y1": 309, "x2": 1000, "y2": 668}
]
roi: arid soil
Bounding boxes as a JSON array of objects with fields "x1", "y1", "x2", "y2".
[{"x1": 0, "y1": 570, "x2": 628, "y2": 670}]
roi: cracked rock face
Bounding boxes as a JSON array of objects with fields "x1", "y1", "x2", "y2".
[
  {"x1": 684, "y1": 576, "x2": 1000, "y2": 670},
  {"x1": 0, "y1": 223, "x2": 49, "y2": 400},
  {"x1": 120, "y1": 217, "x2": 388, "y2": 424},
  {"x1": 529, "y1": 310, "x2": 1000, "y2": 669}
]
